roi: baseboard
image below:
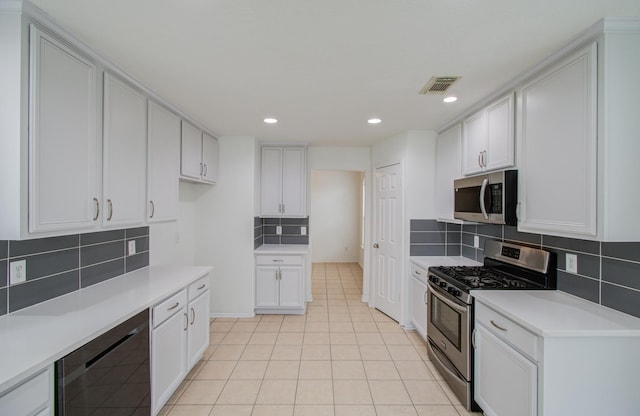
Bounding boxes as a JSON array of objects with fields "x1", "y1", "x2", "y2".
[{"x1": 210, "y1": 312, "x2": 255, "y2": 318}]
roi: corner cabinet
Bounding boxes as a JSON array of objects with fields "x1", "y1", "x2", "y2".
[
  {"x1": 436, "y1": 124, "x2": 463, "y2": 222},
  {"x1": 260, "y1": 147, "x2": 306, "y2": 217},
  {"x1": 517, "y1": 21, "x2": 640, "y2": 241},
  {"x1": 462, "y1": 93, "x2": 515, "y2": 175},
  {"x1": 147, "y1": 101, "x2": 180, "y2": 222},
  {"x1": 102, "y1": 73, "x2": 148, "y2": 228},
  {"x1": 28, "y1": 25, "x2": 101, "y2": 234},
  {"x1": 255, "y1": 254, "x2": 306, "y2": 314},
  {"x1": 180, "y1": 121, "x2": 218, "y2": 184},
  {"x1": 151, "y1": 275, "x2": 210, "y2": 415}
]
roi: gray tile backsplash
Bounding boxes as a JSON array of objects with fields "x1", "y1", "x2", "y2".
[
  {"x1": 411, "y1": 218, "x2": 640, "y2": 318},
  {"x1": 2, "y1": 227, "x2": 149, "y2": 315},
  {"x1": 254, "y1": 217, "x2": 310, "y2": 248}
]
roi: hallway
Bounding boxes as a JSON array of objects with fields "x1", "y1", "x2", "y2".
[{"x1": 159, "y1": 263, "x2": 480, "y2": 416}]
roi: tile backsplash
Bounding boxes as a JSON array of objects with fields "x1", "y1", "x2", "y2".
[
  {"x1": 0, "y1": 227, "x2": 149, "y2": 316},
  {"x1": 254, "y1": 217, "x2": 310, "y2": 249},
  {"x1": 410, "y1": 219, "x2": 640, "y2": 319}
]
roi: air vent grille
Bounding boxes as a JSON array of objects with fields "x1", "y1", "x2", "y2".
[{"x1": 419, "y1": 76, "x2": 461, "y2": 95}]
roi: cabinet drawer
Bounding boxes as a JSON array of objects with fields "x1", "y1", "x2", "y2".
[
  {"x1": 256, "y1": 255, "x2": 303, "y2": 266},
  {"x1": 153, "y1": 289, "x2": 187, "y2": 328},
  {"x1": 410, "y1": 263, "x2": 428, "y2": 284},
  {"x1": 189, "y1": 275, "x2": 209, "y2": 300},
  {"x1": 0, "y1": 367, "x2": 51, "y2": 415},
  {"x1": 475, "y1": 302, "x2": 538, "y2": 361}
]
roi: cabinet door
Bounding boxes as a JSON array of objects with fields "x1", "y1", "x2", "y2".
[
  {"x1": 474, "y1": 325, "x2": 537, "y2": 416},
  {"x1": 485, "y1": 94, "x2": 515, "y2": 171},
  {"x1": 28, "y1": 26, "x2": 100, "y2": 233},
  {"x1": 436, "y1": 124, "x2": 462, "y2": 221},
  {"x1": 147, "y1": 101, "x2": 180, "y2": 222},
  {"x1": 282, "y1": 147, "x2": 306, "y2": 217},
  {"x1": 409, "y1": 276, "x2": 427, "y2": 340},
  {"x1": 256, "y1": 267, "x2": 279, "y2": 307},
  {"x1": 151, "y1": 309, "x2": 187, "y2": 415},
  {"x1": 518, "y1": 43, "x2": 597, "y2": 237},
  {"x1": 201, "y1": 132, "x2": 218, "y2": 183},
  {"x1": 279, "y1": 266, "x2": 303, "y2": 308},
  {"x1": 187, "y1": 291, "x2": 210, "y2": 370},
  {"x1": 180, "y1": 121, "x2": 203, "y2": 180},
  {"x1": 260, "y1": 148, "x2": 283, "y2": 216},
  {"x1": 103, "y1": 73, "x2": 147, "y2": 227},
  {"x1": 461, "y1": 110, "x2": 487, "y2": 175}
]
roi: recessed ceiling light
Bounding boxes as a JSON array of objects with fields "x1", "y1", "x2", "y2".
[
  {"x1": 264, "y1": 118, "x2": 278, "y2": 124},
  {"x1": 443, "y1": 96, "x2": 458, "y2": 103},
  {"x1": 367, "y1": 118, "x2": 382, "y2": 124}
]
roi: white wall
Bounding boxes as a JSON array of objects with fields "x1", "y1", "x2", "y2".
[
  {"x1": 193, "y1": 136, "x2": 257, "y2": 317},
  {"x1": 149, "y1": 183, "x2": 201, "y2": 266},
  {"x1": 310, "y1": 170, "x2": 362, "y2": 262}
]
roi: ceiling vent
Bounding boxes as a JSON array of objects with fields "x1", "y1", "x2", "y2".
[{"x1": 419, "y1": 76, "x2": 461, "y2": 95}]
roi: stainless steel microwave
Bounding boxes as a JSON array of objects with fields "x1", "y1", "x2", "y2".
[{"x1": 454, "y1": 170, "x2": 517, "y2": 225}]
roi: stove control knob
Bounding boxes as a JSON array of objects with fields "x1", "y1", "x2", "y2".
[
  {"x1": 429, "y1": 276, "x2": 439, "y2": 284},
  {"x1": 439, "y1": 282, "x2": 447, "y2": 288},
  {"x1": 452, "y1": 289, "x2": 461, "y2": 297},
  {"x1": 447, "y1": 287, "x2": 455, "y2": 294}
]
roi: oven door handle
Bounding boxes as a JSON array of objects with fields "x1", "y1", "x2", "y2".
[
  {"x1": 479, "y1": 178, "x2": 489, "y2": 220},
  {"x1": 428, "y1": 282, "x2": 469, "y2": 314}
]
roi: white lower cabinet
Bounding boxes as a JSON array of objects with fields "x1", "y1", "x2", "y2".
[
  {"x1": 255, "y1": 254, "x2": 305, "y2": 314},
  {"x1": 0, "y1": 366, "x2": 52, "y2": 416},
  {"x1": 151, "y1": 276, "x2": 210, "y2": 415},
  {"x1": 408, "y1": 264, "x2": 428, "y2": 340},
  {"x1": 475, "y1": 324, "x2": 537, "y2": 416}
]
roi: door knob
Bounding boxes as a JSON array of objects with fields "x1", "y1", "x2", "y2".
[{"x1": 373, "y1": 243, "x2": 380, "y2": 248}]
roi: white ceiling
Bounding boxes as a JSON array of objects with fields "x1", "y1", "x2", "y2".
[{"x1": 30, "y1": 0, "x2": 640, "y2": 146}]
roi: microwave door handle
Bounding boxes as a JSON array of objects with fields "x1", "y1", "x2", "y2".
[{"x1": 479, "y1": 178, "x2": 489, "y2": 220}]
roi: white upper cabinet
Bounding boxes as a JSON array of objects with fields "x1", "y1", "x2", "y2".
[
  {"x1": 202, "y1": 132, "x2": 219, "y2": 184},
  {"x1": 102, "y1": 73, "x2": 147, "y2": 228},
  {"x1": 180, "y1": 121, "x2": 218, "y2": 184},
  {"x1": 147, "y1": 101, "x2": 180, "y2": 222},
  {"x1": 28, "y1": 25, "x2": 101, "y2": 234},
  {"x1": 436, "y1": 124, "x2": 463, "y2": 222},
  {"x1": 260, "y1": 146, "x2": 306, "y2": 217},
  {"x1": 462, "y1": 93, "x2": 515, "y2": 175},
  {"x1": 518, "y1": 43, "x2": 597, "y2": 238}
]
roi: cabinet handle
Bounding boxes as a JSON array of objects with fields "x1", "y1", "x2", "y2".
[
  {"x1": 423, "y1": 289, "x2": 428, "y2": 305},
  {"x1": 478, "y1": 152, "x2": 483, "y2": 168},
  {"x1": 472, "y1": 329, "x2": 477, "y2": 349},
  {"x1": 184, "y1": 312, "x2": 188, "y2": 331},
  {"x1": 272, "y1": 259, "x2": 284, "y2": 263},
  {"x1": 414, "y1": 270, "x2": 421, "y2": 276},
  {"x1": 190, "y1": 307, "x2": 195, "y2": 325},
  {"x1": 200, "y1": 163, "x2": 203, "y2": 176},
  {"x1": 167, "y1": 302, "x2": 180, "y2": 311},
  {"x1": 93, "y1": 198, "x2": 100, "y2": 221},
  {"x1": 490, "y1": 320, "x2": 507, "y2": 331},
  {"x1": 483, "y1": 150, "x2": 487, "y2": 167},
  {"x1": 197, "y1": 283, "x2": 206, "y2": 290},
  {"x1": 149, "y1": 200, "x2": 155, "y2": 218},
  {"x1": 203, "y1": 164, "x2": 208, "y2": 176},
  {"x1": 107, "y1": 199, "x2": 113, "y2": 221},
  {"x1": 373, "y1": 243, "x2": 379, "y2": 249}
]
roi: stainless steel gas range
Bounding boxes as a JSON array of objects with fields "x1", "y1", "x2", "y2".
[{"x1": 426, "y1": 240, "x2": 556, "y2": 411}]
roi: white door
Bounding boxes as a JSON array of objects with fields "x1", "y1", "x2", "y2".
[
  {"x1": 102, "y1": 73, "x2": 147, "y2": 228},
  {"x1": 255, "y1": 267, "x2": 279, "y2": 307},
  {"x1": 461, "y1": 110, "x2": 487, "y2": 175},
  {"x1": 28, "y1": 26, "x2": 100, "y2": 233},
  {"x1": 485, "y1": 93, "x2": 515, "y2": 171},
  {"x1": 282, "y1": 147, "x2": 306, "y2": 216},
  {"x1": 373, "y1": 163, "x2": 402, "y2": 321},
  {"x1": 187, "y1": 291, "x2": 210, "y2": 369},
  {"x1": 180, "y1": 121, "x2": 203, "y2": 180},
  {"x1": 147, "y1": 101, "x2": 180, "y2": 222},
  {"x1": 260, "y1": 148, "x2": 284, "y2": 216},
  {"x1": 201, "y1": 132, "x2": 218, "y2": 183},
  {"x1": 279, "y1": 266, "x2": 303, "y2": 307}
]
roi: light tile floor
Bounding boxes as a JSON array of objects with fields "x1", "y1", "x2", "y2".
[{"x1": 161, "y1": 263, "x2": 483, "y2": 416}]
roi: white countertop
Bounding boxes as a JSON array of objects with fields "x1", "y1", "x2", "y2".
[
  {"x1": 472, "y1": 290, "x2": 640, "y2": 337},
  {"x1": 0, "y1": 265, "x2": 212, "y2": 393},
  {"x1": 410, "y1": 256, "x2": 481, "y2": 270},
  {"x1": 255, "y1": 244, "x2": 310, "y2": 255}
]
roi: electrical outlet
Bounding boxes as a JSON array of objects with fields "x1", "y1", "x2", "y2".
[
  {"x1": 128, "y1": 240, "x2": 136, "y2": 256},
  {"x1": 301, "y1": 226, "x2": 307, "y2": 235},
  {"x1": 10, "y1": 260, "x2": 26, "y2": 285},
  {"x1": 566, "y1": 253, "x2": 578, "y2": 274},
  {"x1": 473, "y1": 236, "x2": 480, "y2": 248},
  {"x1": 276, "y1": 226, "x2": 282, "y2": 235}
]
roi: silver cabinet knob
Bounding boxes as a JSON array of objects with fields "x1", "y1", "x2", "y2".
[{"x1": 373, "y1": 243, "x2": 380, "y2": 248}]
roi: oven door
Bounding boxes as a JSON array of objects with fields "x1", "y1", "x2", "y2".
[{"x1": 426, "y1": 280, "x2": 471, "y2": 380}]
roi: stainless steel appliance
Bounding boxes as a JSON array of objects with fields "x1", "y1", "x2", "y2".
[
  {"x1": 55, "y1": 310, "x2": 150, "y2": 415},
  {"x1": 426, "y1": 240, "x2": 556, "y2": 411},
  {"x1": 454, "y1": 170, "x2": 517, "y2": 225}
]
